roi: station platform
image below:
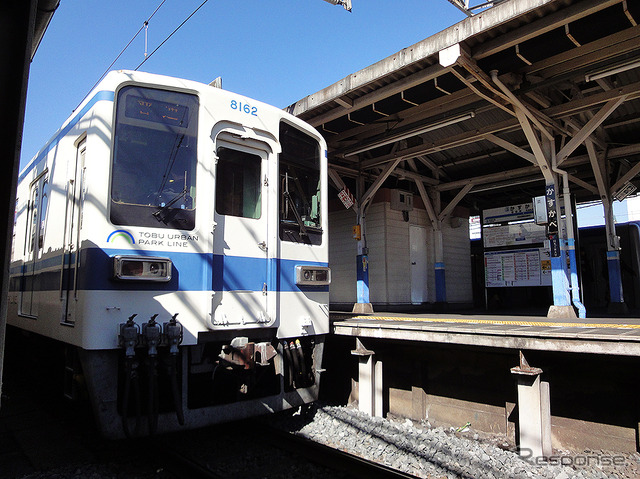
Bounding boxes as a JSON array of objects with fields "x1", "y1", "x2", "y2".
[{"x1": 331, "y1": 312, "x2": 640, "y2": 356}]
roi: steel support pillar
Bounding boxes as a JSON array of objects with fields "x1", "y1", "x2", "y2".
[
  {"x1": 353, "y1": 175, "x2": 373, "y2": 314},
  {"x1": 544, "y1": 136, "x2": 573, "y2": 319},
  {"x1": 510, "y1": 352, "x2": 552, "y2": 459},
  {"x1": 546, "y1": 181, "x2": 574, "y2": 318},
  {"x1": 564, "y1": 196, "x2": 586, "y2": 318},
  {"x1": 354, "y1": 249, "x2": 372, "y2": 312},
  {"x1": 353, "y1": 210, "x2": 373, "y2": 314},
  {"x1": 351, "y1": 338, "x2": 383, "y2": 417},
  {"x1": 607, "y1": 250, "x2": 624, "y2": 302}
]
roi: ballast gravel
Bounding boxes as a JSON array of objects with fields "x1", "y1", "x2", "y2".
[
  {"x1": 6, "y1": 399, "x2": 640, "y2": 478},
  {"x1": 266, "y1": 403, "x2": 640, "y2": 479}
]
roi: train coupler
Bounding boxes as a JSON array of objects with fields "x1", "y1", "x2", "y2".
[{"x1": 219, "y1": 337, "x2": 277, "y2": 369}]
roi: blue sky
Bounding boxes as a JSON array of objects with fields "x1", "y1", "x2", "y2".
[{"x1": 21, "y1": 0, "x2": 466, "y2": 169}]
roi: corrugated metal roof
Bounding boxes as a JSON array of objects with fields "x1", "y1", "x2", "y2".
[{"x1": 289, "y1": 0, "x2": 640, "y2": 213}]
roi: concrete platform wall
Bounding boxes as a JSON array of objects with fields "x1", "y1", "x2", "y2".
[{"x1": 322, "y1": 335, "x2": 640, "y2": 453}]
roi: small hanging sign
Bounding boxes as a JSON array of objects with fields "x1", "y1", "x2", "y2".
[{"x1": 338, "y1": 188, "x2": 355, "y2": 209}]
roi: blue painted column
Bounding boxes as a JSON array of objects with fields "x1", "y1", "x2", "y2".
[
  {"x1": 607, "y1": 250, "x2": 624, "y2": 303},
  {"x1": 435, "y1": 262, "x2": 446, "y2": 302},
  {"x1": 550, "y1": 253, "x2": 571, "y2": 306},
  {"x1": 434, "y1": 226, "x2": 446, "y2": 304},
  {"x1": 546, "y1": 183, "x2": 571, "y2": 308},
  {"x1": 353, "y1": 200, "x2": 373, "y2": 313},
  {"x1": 563, "y1": 190, "x2": 586, "y2": 318},
  {"x1": 356, "y1": 252, "x2": 370, "y2": 303},
  {"x1": 566, "y1": 237, "x2": 586, "y2": 318}
]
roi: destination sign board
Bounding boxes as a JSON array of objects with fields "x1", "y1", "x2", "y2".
[{"x1": 125, "y1": 95, "x2": 190, "y2": 127}]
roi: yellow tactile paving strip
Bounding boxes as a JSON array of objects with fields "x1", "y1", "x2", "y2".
[{"x1": 349, "y1": 315, "x2": 640, "y2": 330}]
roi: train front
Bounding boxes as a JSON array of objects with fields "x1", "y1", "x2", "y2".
[{"x1": 82, "y1": 71, "x2": 330, "y2": 438}]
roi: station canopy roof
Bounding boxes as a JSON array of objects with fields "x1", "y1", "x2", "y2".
[{"x1": 288, "y1": 0, "x2": 640, "y2": 216}]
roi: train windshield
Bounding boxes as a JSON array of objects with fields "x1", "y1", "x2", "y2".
[
  {"x1": 279, "y1": 122, "x2": 322, "y2": 245},
  {"x1": 110, "y1": 86, "x2": 198, "y2": 230}
]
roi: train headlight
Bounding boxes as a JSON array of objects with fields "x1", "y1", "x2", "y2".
[
  {"x1": 113, "y1": 255, "x2": 172, "y2": 282},
  {"x1": 295, "y1": 265, "x2": 331, "y2": 286}
]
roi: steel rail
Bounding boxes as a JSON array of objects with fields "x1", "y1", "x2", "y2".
[{"x1": 265, "y1": 425, "x2": 420, "y2": 479}]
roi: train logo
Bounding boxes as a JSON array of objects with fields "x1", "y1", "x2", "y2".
[{"x1": 107, "y1": 229, "x2": 136, "y2": 245}]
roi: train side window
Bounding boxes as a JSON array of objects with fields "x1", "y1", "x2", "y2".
[
  {"x1": 12, "y1": 198, "x2": 17, "y2": 258},
  {"x1": 215, "y1": 147, "x2": 262, "y2": 219},
  {"x1": 278, "y1": 122, "x2": 322, "y2": 245},
  {"x1": 38, "y1": 179, "x2": 49, "y2": 251},
  {"x1": 28, "y1": 186, "x2": 39, "y2": 254}
]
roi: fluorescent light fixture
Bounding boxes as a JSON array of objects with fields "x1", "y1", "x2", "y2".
[
  {"x1": 344, "y1": 111, "x2": 475, "y2": 157},
  {"x1": 585, "y1": 58, "x2": 640, "y2": 82}
]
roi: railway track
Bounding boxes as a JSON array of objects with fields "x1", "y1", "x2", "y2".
[
  {"x1": 266, "y1": 426, "x2": 419, "y2": 479},
  {"x1": 154, "y1": 424, "x2": 418, "y2": 479},
  {"x1": 1, "y1": 365, "x2": 415, "y2": 479}
]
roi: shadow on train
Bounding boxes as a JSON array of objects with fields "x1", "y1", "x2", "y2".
[{"x1": 471, "y1": 221, "x2": 640, "y2": 317}]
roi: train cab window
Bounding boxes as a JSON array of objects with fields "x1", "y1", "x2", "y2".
[
  {"x1": 278, "y1": 122, "x2": 322, "y2": 245},
  {"x1": 110, "y1": 86, "x2": 199, "y2": 230},
  {"x1": 215, "y1": 147, "x2": 262, "y2": 219}
]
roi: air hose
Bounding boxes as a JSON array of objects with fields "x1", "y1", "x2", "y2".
[
  {"x1": 283, "y1": 341, "x2": 295, "y2": 389},
  {"x1": 289, "y1": 341, "x2": 301, "y2": 388},
  {"x1": 143, "y1": 314, "x2": 161, "y2": 435},
  {"x1": 120, "y1": 315, "x2": 142, "y2": 438},
  {"x1": 164, "y1": 314, "x2": 184, "y2": 425},
  {"x1": 294, "y1": 339, "x2": 313, "y2": 387},
  {"x1": 122, "y1": 356, "x2": 142, "y2": 438}
]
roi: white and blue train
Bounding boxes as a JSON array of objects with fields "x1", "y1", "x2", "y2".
[{"x1": 8, "y1": 70, "x2": 330, "y2": 438}]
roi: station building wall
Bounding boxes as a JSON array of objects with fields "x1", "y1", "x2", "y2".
[{"x1": 328, "y1": 188, "x2": 473, "y2": 309}]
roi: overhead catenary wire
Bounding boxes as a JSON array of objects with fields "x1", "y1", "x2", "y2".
[
  {"x1": 86, "y1": 0, "x2": 167, "y2": 96},
  {"x1": 135, "y1": 0, "x2": 210, "y2": 71}
]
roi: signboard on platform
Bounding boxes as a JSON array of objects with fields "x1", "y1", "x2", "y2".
[
  {"x1": 482, "y1": 223, "x2": 548, "y2": 248},
  {"x1": 482, "y1": 203, "x2": 534, "y2": 225},
  {"x1": 484, "y1": 248, "x2": 552, "y2": 288}
]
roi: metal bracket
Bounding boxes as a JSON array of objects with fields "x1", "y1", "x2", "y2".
[
  {"x1": 510, "y1": 351, "x2": 543, "y2": 376},
  {"x1": 351, "y1": 338, "x2": 375, "y2": 357}
]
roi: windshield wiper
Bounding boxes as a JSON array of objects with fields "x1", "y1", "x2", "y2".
[
  {"x1": 282, "y1": 172, "x2": 308, "y2": 236},
  {"x1": 152, "y1": 188, "x2": 188, "y2": 224},
  {"x1": 283, "y1": 190, "x2": 308, "y2": 236}
]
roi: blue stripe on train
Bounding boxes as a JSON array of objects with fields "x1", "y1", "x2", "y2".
[{"x1": 11, "y1": 248, "x2": 328, "y2": 293}]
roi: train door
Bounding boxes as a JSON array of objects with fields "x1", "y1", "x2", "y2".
[
  {"x1": 60, "y1": 139, "x2": 86, "y2": 325},
  {"x1": 19, "y1": 173, "x2": 48, "y2": 317},
  {"x1": 410, "y1": 225, "x2": 428, "y2": 304},
  {"x1": 212, "y1": 139, "x2": 271, "y2": 326}
]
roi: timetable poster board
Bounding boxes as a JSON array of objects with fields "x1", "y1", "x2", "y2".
[{"x1": 484, "y1": 248, "x2": 552, "y2": 287}]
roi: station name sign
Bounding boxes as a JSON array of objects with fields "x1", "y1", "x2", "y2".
[{"x1": 482, "y1": 203, "x2": 534, "y2": 225}]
